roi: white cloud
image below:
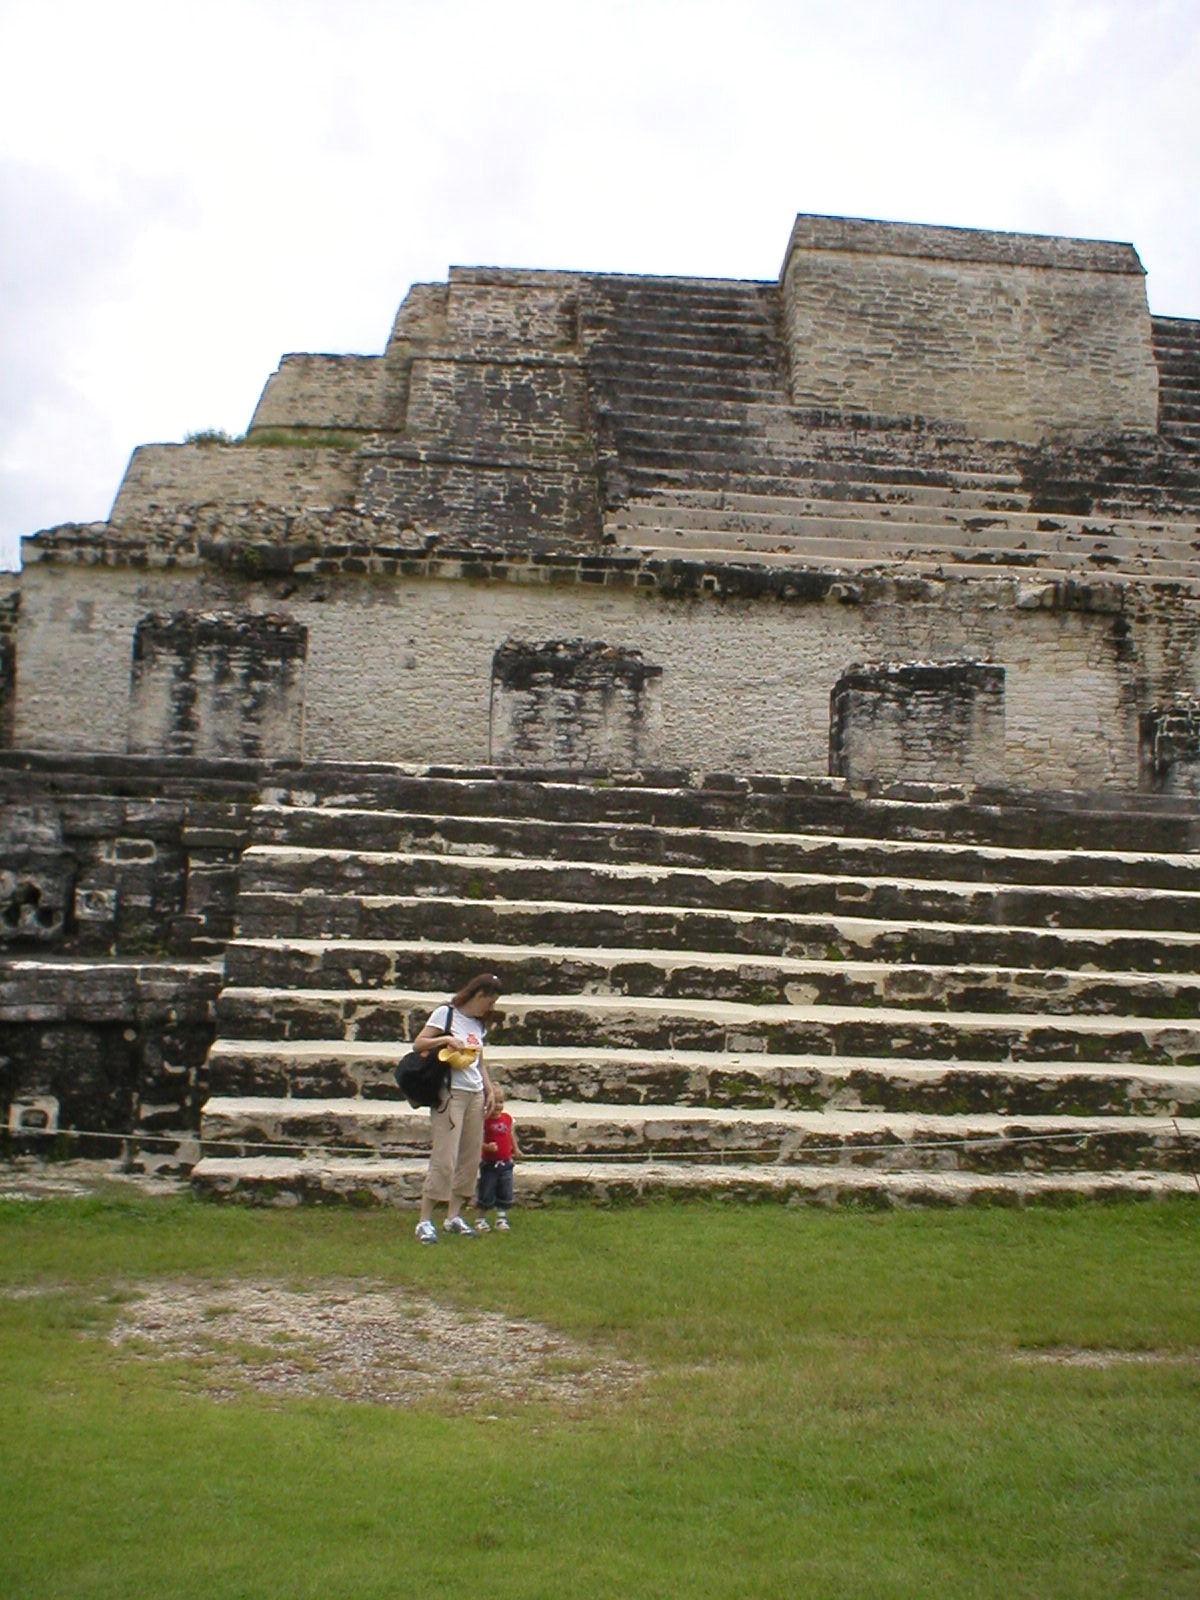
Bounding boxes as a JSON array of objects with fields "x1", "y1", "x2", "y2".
[{"x1": 2, "y1": 0, "x2": 1198, "y2": 568}]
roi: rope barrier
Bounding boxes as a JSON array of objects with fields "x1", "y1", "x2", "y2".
[{"x1": 7, "y1": 1119, "x2": 1192, "y2": 1169}]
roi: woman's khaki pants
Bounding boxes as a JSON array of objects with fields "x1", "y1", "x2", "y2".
[{"x1": 421, "y1": 1088, "x2": 484, "y2": 1207}]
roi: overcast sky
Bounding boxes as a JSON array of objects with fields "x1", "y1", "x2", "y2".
[{"x1": 2, "y1": 0, "x2": 1198, "y2": 569}]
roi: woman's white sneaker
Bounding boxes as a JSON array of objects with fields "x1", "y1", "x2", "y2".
[
  {"x1": 414, "y1": 1220, "x2": 438, "y2": 1245},
  {"x1": 444, "y1": 1216, "x2": 477, "y2": 1237}
]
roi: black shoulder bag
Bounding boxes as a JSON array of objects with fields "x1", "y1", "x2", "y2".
[{"x1": 395, "y1": 1002, "x2": 454, "y2": 1110}]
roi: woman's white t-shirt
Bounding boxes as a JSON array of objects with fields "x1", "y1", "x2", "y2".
[{"x1": 431, "y1": 1003, "x2": 485, "y2": 1092}]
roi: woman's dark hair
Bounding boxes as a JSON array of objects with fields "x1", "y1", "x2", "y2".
[{"x1": 452, "y1": 971, "x2": 504, "y2": 1008}]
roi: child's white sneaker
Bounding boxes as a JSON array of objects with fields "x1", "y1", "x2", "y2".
[
  {"x1": 474, "y1": 1216, "x2": 491, "y2": 1232},
  {"x1": 495, "y1": 1213, "x2": 510, "y2": 1231}
]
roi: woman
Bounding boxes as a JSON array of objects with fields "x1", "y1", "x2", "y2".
[{"x1": 412, "y1": 972, "x2": 502, "y2": 1243}]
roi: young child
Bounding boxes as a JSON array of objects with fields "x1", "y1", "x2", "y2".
[{"x1": 474, "y1": 1088, "x2": 521, "y2": 1232}]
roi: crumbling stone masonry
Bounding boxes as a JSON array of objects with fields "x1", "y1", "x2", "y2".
[
  {"x1": 2, "y1": 212, "x2": 1199, "y2": 1186},
  {"x1": 829, "y1": 661, "x2": 1006, "y2": 786},
  {"x1": 7, "y1": 211, "x2": 1199, "y2": 793}
]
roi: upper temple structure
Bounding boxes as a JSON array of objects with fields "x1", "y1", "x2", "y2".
[
  {"x1": 4, "y1": 212, "x2": 1200, "y2": 1204},
  {"x1": 5, "y1": 211, "x2": 1200, "y2": 792}
]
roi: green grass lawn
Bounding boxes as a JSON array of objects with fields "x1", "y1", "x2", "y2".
[{"x1": 1, "y1": 1189, "x2": 1197, "y2": 1600}]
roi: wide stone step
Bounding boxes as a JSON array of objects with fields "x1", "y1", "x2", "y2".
[
  {"x1": 198, "y1": 1095, "x2": 1200, "y2": 1174},
  {"x1": 587, "y1": 321, "x2": 782, "y2": 355},
  {"x1": 236, "y1": 847, "x2": 1200, "y2": 932},
  {"x1": 656, "y1": 480, "x2": 1035, "y2": 514},
  {"x1": 608, "y1": 528, "x2": 1198, "y2": 583},
  {"x1": 593, "y1": 372, "x2": 783, "y2": 403},
  {"x1": 609, "y1": 409, "x2": 1018, "y2": 459},
  {"x1": 233, "y1": 893, "x2": 1200, "y2": 974},
  {"x1": 1158, "y1": 379, "x2": 1200, "y2": 404},
  {"x1": 655, "y1": 483, "x2": 1197, "y2": 541},
  {"x1": 589, "y1": 324, "x2": 783, "y2": 358},
  {"x1": 213, "y1": 988, "x2": 1200, "y2": 1065},
  {"x1": 223, "y1": 938, "x2": 1200, "y2": 1019},
  {"x1": 250, "y1": 769, "x2": 1200, "y2": 853},
  {"x1": 610, "y1": 536, "x2": 1200, "y2": 586},
  {"x1": 616, "y1": 465, "x2": 1200, "y2": 544},
  {"x1": 205, "y1": 1040, "x2": 1200, "y2": 1116},
  {"x1": 615, "y1": 435, "x2": 1023, "y2": 483},
  {"x1": 587, "y1": 301, "x2": 781, "y2": 333},
  {"x1": 189, "y1": 1153, "x2": 1199, "y2": 1207},
  {"x1": 610, "y1": 493, "x2": 1200, "y2": 548},
  {"x1": 627, "y1": 549, "x2": 1199, "y2": 592},
  {"x1": 620, "y1": 457, "x2": 1199, "y2": 515},
  {"x1": 246, "y1": 807, "x2": 1200, "y2": 891},
  {"x1": 590, "y1": 281, "x2": 777, "y2": 309},
  {"x1": 589, "y1": 348, "x2": 779, "y2": 381}
]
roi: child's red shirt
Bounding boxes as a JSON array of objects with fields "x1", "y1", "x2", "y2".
[{"x1": 482, "y1": 1111, "x2": 515, "y2": 1162}]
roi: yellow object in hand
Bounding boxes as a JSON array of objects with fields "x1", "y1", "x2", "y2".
[{"x1": 438, "y1": 1045, "x2": 478, "y2": 1071}]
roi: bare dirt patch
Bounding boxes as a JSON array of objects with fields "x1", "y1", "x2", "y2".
[
  {"x1": 0, "y1": 1158, "x2": 185, "y2": 1201},
  {"x1": 1013, "y1": 1346, "x2": 1200, "y2": 1369},
  {"x1": 105, "y1": 1277, "x2": 644, "y2": 1412}
]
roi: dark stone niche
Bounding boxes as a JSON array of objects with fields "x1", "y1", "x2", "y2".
[
  {"x1": 830, "y1": 660, "x2": 1006, "y2": 785},
  {"x1": 128, "y1": 611, "x2": 308, "y2": 760},
  {"x1": 1140, "y1": 700, "x2": 1200, "y2": 796},
  {"x1": 490, "y1": 638, "x2": 663, "y2": 767},
  {"x1": 0, "y1": 804, "x2": 72, "y2": 947}
]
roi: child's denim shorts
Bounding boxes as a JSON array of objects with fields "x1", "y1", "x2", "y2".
[{"x1": 476, "y1": 1159, "x2": 513, "y2": 1209}]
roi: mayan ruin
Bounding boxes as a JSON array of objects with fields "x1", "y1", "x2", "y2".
[{"x1": 2, "y1": 210, "x2": 1198, "y2": 1203}]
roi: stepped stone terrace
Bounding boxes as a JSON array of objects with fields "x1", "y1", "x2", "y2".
[
  {"x1": 7, "y1": 210, "x2": 1199, "y2": 793},
  {"x1": 2, "y1": 211, "x2": 1199, "y2": 1204}
]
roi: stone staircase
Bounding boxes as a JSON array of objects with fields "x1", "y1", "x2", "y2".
[
  {"x1": 582, "y1": 279, "x2": 1200, "y2": 587},
  {"x1": 191, "y1": 767, "x2": 1200, "y2": 1207},
  {"x1": 1154, "y1": 315, "x2": 1200, "y2": 453}
]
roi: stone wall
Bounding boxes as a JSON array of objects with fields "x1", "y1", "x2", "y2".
[
  {"x1": 489, "y1": 638, "x2": 663, "y2": 765},
  {"x1": 0, "y1": 958, "x2": 219, "y2": 1146},
  {"x1": 0, "y1": 762, "x2": 254, "y2": 958},
  {"x1": 129, "y1": 611, "x2": 308, "y2": 760},
  {"x1": 830, "y1": 660, "x2": 1006, "y2": 784},
  {"x1": 110, "y1": 442, "x2": 360, "y2": 520},
  {"x1": 780, "y1": 214, "x2": 1159, "y2": 442},
  {"x1": 440, "y1": 270, "x2": 581, "y2": 353},
  {"x1": 404, "y1": 356, "x2": 589, "y2": 453},
  {"x1": 359, "y1": 268, "x2": 601, "y2": 545},
  {"x1": 12, "y1": 553, "x2": 1195, "y2": 792},
  {"x1": 0, "y1": 754, "x2": 255, "y2": 1151},
  {"x1": 248, "y1": 354, "x2": 396, "y2": 432}
]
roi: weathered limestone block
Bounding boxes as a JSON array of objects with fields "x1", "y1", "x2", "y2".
[
  {"x1": 404, "y1": 357, "x2": 590, "y2": 453},
  {"x1": 110, "y1": 442, "x2": 360, "y2": 520},
  {"x1": 444, "y1": 270, "x2": 580, "y2": 353},
  {"x1": 128, "y1": 611, "x2": 308, "y2": 760},
  {"x1": 830, "y1": 660, "x2": 1006, "y2": 785},
  {"x1": 357, "y1": 451, "x2": 601, "y2": 543},
  {"x1": 490, "y1": 638, "x2": 663, "y2": 766},
  {"x1": 780, "y1": 214, "x2": 1159, "y2": 442},
  {"x1": 248, "y1": 354, "x2": 396, "y2": 433}
]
